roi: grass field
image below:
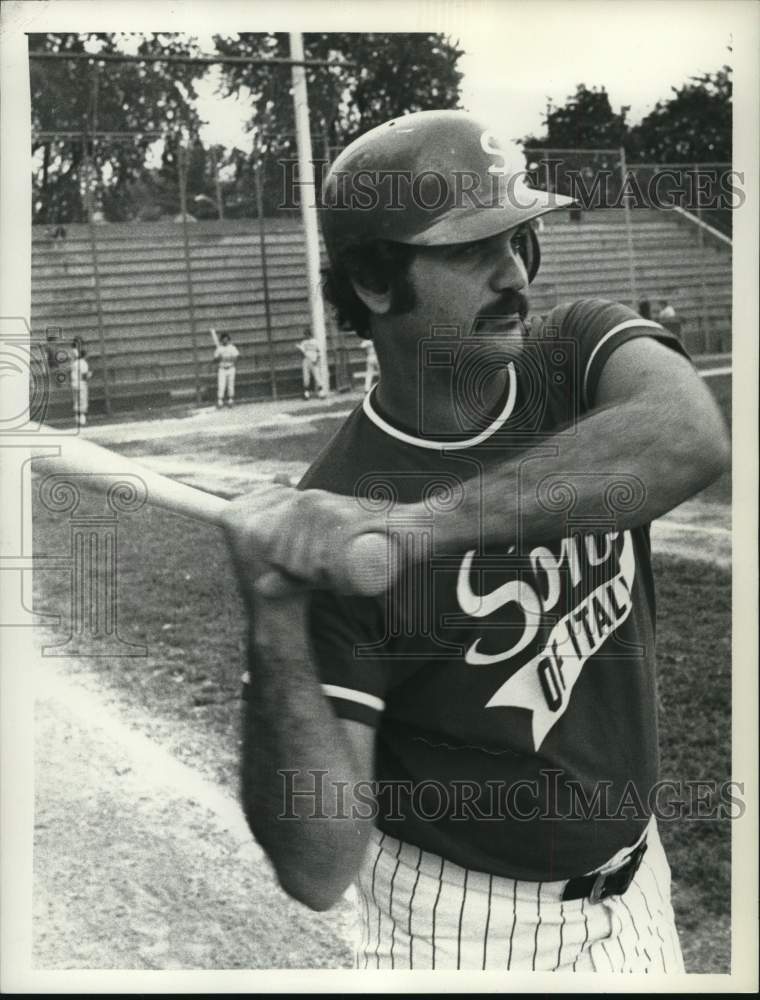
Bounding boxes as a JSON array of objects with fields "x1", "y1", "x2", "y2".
[{"x1": 31, "y1": 371, "x2": 733, "y2": 973}]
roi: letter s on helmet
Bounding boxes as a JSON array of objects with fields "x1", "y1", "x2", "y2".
[{"x1": 320, "y1": 109, "x2": 574, "y2": 282}]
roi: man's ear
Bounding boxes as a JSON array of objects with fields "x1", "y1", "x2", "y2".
[{"x1": 351, "y1": 277, "x2": 393, "y2": 316}]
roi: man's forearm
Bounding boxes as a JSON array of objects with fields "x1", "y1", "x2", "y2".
[
  {"x1": 419, "y1": 395, "x2": 729, "y2": 553},
  {"x1": 240, "y1": 593, "x2": 372, "y2": 911}
]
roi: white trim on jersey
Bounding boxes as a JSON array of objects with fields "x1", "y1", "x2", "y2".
[
  {"x1": 581, "y1": 318, "x2": 664, "y2": 408},
  {"x1": 321, "y1": 683, "x2": 385, "y2": 713},
  {"x1": 363, "y1": 362, "x2": 518, "y2": 450}
]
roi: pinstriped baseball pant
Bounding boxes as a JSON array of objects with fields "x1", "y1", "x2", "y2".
[
  {"x1": 352, "y1": 818, "x2": 685, "y2": 972},
  {"x1": 217, "y1": 365, "x2": 235, "y2": 401}
]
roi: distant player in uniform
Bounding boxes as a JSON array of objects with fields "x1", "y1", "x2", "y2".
[
  {"x1": 70, "y1": 341, "x2": 92, "y2": 427},
  {"x1": 213, "y1": 330, "x2": 240, "y2": 408},
  {"x1": 657, "y1": 298, "x2": 683, "y2": 342},
  {"x1": 657, "y1": 298, "x2": 676, "y2": 324},
  {"x1": 297, "y1": 328, "x2": 326, "y2": 399},
  {"x1": 222, "y1": 111, "x2": 729, "y2": 971}
]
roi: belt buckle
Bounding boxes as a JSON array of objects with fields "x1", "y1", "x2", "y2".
[
  {"x1": 589, "y1": 841, "x2": 648, "y2": 903},
  {"x1": 589, "y1": 870, "x2": 607, "y2": 904},
  {"x1": 617, "y1": 841, "x2": 648, "y2": 895}
]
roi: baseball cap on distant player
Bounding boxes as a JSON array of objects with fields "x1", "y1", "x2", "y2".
[{"x1": 321, "y1": 109, "x2": 574, "y2": 272}]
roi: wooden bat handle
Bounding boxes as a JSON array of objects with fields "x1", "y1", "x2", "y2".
[
  {"x1": 32, "y1": 429, "x2": 391, "y2": 597},
  {"x1": 34, "y1": 430, "x2": 228, "y2": 525}
]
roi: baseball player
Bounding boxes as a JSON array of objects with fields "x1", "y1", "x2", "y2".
[
  {"x1": 222, "y1": 111, "x2": 730, "y2": 972},
  {"x1": 213, "y1": 331, "x2": 240, "y2": 408},
  {"x1": 359, "y1": 338, "x2": 379, "y2": 393},
  {"x1": 70, "y1": 341, "x2": 92, "y2": 427},
  {"x1": 296, "y1": 327, "x2": 326, "y2": 399}
]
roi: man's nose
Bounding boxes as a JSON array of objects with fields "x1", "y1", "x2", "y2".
[{"x1": 489, "y1": 235, "x2": 528, "y2": 292}]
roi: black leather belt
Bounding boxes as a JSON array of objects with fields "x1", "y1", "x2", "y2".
[{"x1": 561, "y1": 839, "x2": 648, "y2": 903}]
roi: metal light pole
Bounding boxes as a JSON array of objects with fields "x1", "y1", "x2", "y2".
[
  {"x1": 177, "y1": 144, "x2": 202, "y2": 405},
  {"x1": 211, "y1": 146, "x2": 225, "y2": 221},
  {"x1": 254, "y1": 160, "x2": 278, "y2": 400},
  {"x1": 289, "y1": 32, "x2": 330, "y2": 394},
  {"x1": 694, "y1": 162, "x2": 710, "y2": 352},
  {"x1": 619, "y1": 147, "x2": 638, "y2": 307},
  {"x1": 82, "y1": 142, "x2": 112, "y2": 415}
]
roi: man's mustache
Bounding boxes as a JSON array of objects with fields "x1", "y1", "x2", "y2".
[{"x1": 472, "y1": 291, "x2": 530, "y2": 330}]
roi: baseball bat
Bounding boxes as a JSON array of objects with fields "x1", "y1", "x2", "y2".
[
  {"x1": 32, "y1": 430, "x2": 392, "y2": 597},
  {"x1": 210, "y1": 327, "x2": 220, "y2": 348}
]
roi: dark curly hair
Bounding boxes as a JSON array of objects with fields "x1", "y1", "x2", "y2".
[{"x1": 321, "y1": 240, "x2": 419, "y2": 338}]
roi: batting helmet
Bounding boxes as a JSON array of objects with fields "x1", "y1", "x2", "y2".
[{"x1": 321, "y1": 109, "x2": 574, "y2": 281}]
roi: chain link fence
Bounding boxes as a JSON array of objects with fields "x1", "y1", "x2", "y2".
[
  {"x1": 523, "y1": 147, "x2": 733, "y2": 351},
  {"x1": 32, "y1": 129, "x2": 368, "y2": 417},
  {"x1": 32, "y1": 115, "x2": 733, "y2": 418}
]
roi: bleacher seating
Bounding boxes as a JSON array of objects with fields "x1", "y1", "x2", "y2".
[
  {"x1": 31, "y1": 208, "x2": 731, "y2": 415},
  {"x1": 533, "y1": 208, "x2": 731, "y2": 353}
]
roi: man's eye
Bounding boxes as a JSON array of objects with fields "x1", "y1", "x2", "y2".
[{"x1": 510, "y1": 230, "x2": 527, "y2": 254}]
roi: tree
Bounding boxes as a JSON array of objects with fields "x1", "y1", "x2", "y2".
[
  {"x1": 519, "y1": 84, "x2": 629, "y2": 200},
  {"x1": 213, "y1": 32, "x2": 464, "y2": 212},
  {"x1": 519, "y1": 71, "x2": 733, "y2": 216},
  {"x1": 521, "y1": 84, "x2": 629, "y2": 154},
  {"x1": 30, "y1": 32, "x2": 207, "y2": 223},
  {"x1": 628, "y1": 67, "x2": 731, "y2": 163}
]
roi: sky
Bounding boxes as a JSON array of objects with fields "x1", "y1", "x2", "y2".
[
  {"x1": 24, "y1": 0, "x2": 738, "y2": 166},
  {"x1": 456, "y1": 6, "x2": 732, "y2": 142},
  {"x1": 178, "y1": 3, "x2": 733, "y2": 155}
]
